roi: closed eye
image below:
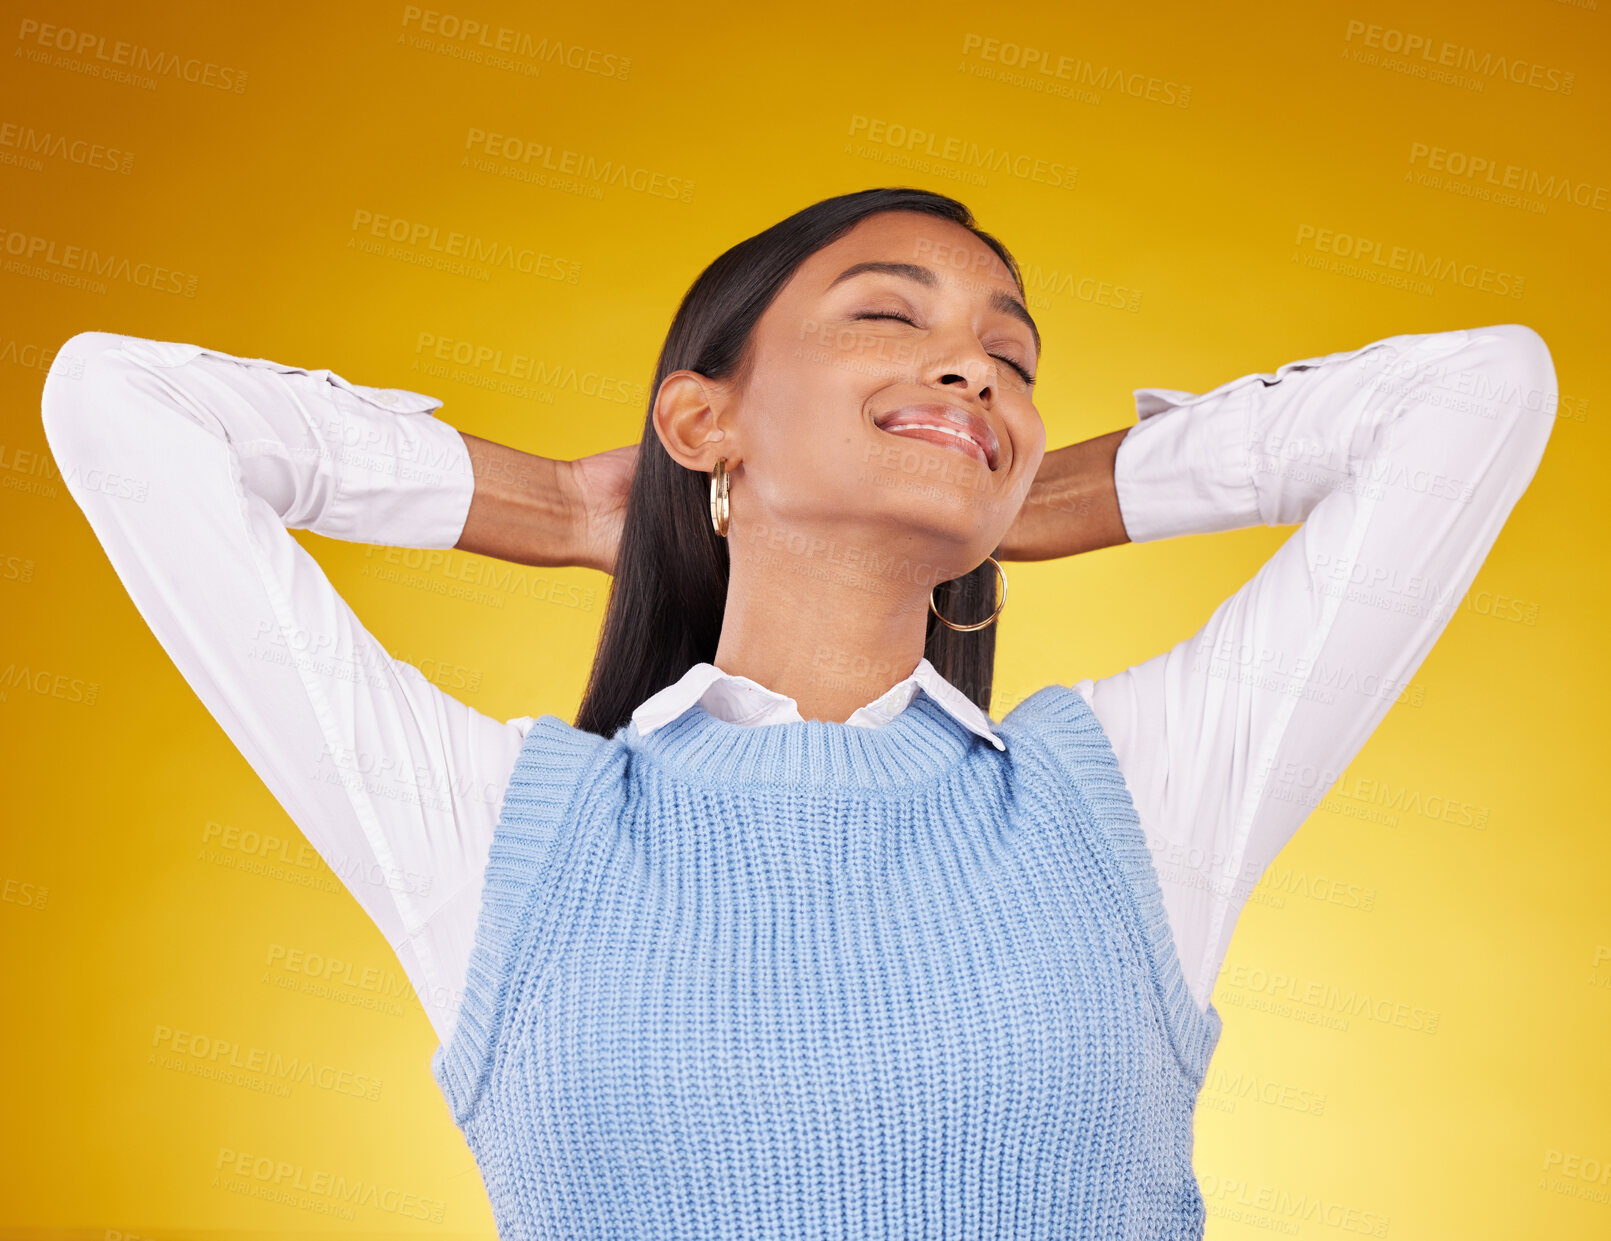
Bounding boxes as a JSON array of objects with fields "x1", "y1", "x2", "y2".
[{"x1": 853, "y1": 312, "x2": 1036, "y2": 386}]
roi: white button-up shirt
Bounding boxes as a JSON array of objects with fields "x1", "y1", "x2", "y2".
[
  {"x1": 632, "y1": 657, "x2": 1006, "y2": 750},
  {"x1": 39, "y1": 325, "x2": 1557, "y2": 1045}
]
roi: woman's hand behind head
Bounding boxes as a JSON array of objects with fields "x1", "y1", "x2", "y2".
[{"x1": 568, "y1": 443, "x2": 640, "y2": 575}]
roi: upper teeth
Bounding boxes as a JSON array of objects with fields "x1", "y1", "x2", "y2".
[{"x1": 885, "y1": 422, "x2": 984, "y2": 456}]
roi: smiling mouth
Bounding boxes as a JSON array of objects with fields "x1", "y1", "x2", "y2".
[{"x1": 872, "y1": 404, "x2": 1000, "y2": 471}]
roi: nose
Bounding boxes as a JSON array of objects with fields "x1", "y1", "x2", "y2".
[
  {"x1": 923, "y1": 334, "x2": 999, "y2": 402},
  {"x1": 939, "y1": 369, "x2": 987, "y2": 400}
]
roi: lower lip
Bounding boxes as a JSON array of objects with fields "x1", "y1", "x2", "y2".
[{"x1": 875, "y1": 423, "x2": 992, "y2": 469}]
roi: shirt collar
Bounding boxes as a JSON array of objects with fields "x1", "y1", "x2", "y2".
[{"x1": 630, "y1": 657, "x2": 1007, "y2": 752}]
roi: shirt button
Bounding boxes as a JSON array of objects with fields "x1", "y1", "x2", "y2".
[{"x1": 376, "y1": 391, "x2": 398, "y2": 406}]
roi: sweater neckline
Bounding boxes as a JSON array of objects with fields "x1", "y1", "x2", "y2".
[{"x1": 620, "y1": 686, "x2": 990, "y2": 791}]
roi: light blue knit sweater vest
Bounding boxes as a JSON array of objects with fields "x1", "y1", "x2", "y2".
[{"x1": 432, "y1": 682, "x2": 1222, "y2": 1239}]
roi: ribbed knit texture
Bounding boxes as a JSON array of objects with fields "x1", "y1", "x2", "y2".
[{"x1": 431, "y1": 683, "x2": 1223, "y2": 1239}]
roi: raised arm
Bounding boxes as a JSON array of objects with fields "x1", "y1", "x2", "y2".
[
  {"x1": 39, "y1": 332, "x2": 586, "y2": 1044},
  {"x1": 1050, "y1": 325, "x2": 1556, "y2": 1012}
]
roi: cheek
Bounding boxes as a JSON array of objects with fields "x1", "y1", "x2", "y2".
[
  {"x1": 749, "y1": 401, "x2": 852, "y2": 469},
  {"x1": 739, "y1": 387, "x2": 875, "y2": 516},
  {"x1": 1017, "y1": 409, "x2": 1048, "y2": 464},
  {"x1": 746, "y1": 364, "x2": 873, "y2": 467}
]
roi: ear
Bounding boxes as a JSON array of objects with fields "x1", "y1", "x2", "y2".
[{"x1": 653, "y1": 370, "x2": 738, "y2": 471}]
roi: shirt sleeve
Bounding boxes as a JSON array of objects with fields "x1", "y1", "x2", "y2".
[
  {"x1": 40, "y1": 331, "x2": 535, "y2": 1046},
  {"x1": 1070, "y1": 323, "x2": 1557, "y2": 1013}
]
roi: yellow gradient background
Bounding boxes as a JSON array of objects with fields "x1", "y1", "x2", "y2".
[{"x1": 3, "y1": 0, "x2": 1607, "y2": 1236}]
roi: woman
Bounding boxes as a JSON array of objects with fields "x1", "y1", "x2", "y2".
[{"x1": 41, "y1": 187, "x2": 1555, "y2": 1238}]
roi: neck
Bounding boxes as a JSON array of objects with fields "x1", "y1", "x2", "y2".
[{"x1": 712, "y1": 525, "x2": 948, "y2": 723}]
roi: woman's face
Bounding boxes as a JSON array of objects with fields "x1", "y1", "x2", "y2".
[{"x1": 681, "y1": 210, "x2": 1047, "y2": 588}]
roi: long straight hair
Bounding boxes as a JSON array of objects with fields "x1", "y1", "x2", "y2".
[{"x1": 573, "y1": 187, "x2": 1025, "y2": 739}]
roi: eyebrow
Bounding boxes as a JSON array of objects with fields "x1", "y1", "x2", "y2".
[{"x1": 826, "y1": 260, "x2": 1041, "y2": 357}]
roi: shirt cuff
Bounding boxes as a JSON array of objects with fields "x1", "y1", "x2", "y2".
[
  {"x1": 321, "y1": 396, "x2": 477, "y2": 549},
  {"x1": 1114, "y1": 376, "x2": 1263, "y2": 543}
]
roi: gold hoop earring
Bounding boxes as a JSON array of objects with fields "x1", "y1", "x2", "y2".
[
  {"x1": 929, "y1": 555, "x2": 1007, "y2": 632},
  {"x1": 709, "y1": 457, "x2": 730, "y2": 539}
]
